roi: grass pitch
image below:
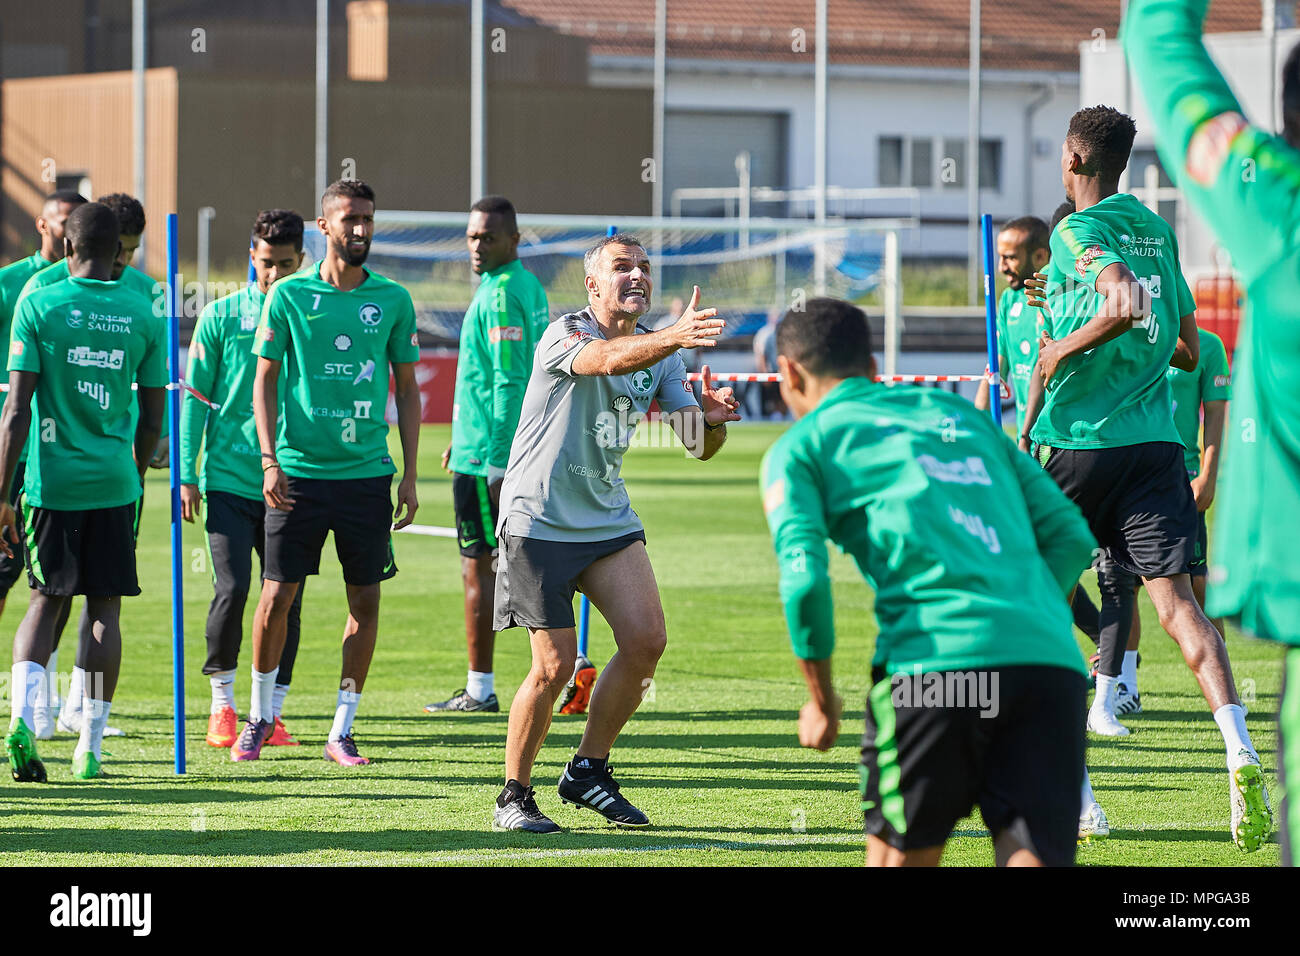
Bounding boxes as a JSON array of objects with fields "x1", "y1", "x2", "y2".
[{"x1": 0, "y1": 423, "x2": 1284, "y2": 866}]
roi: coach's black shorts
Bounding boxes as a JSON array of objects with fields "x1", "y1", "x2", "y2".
[
  {"x1": 493, "y1": 530, "x2": 646, "y2": 631},
  {"x1": 1189, "y1": 511, "x2": 1209, "y2": 577},
  {"x1": 22, "y1": 496, "x2": 142, "y2": 597},
  {"x1": 453, "y1": 472, "x2": 499, "y2": 558},
  {"x1": 1038, "y1": 441, "x2": 1196, "y2": 577},
  {"x1": 0, "y1": 462, "x2": 27, "y2": 600},
  {"x1": 861, "y1": 664, "x2": 1086, "y2": 865},
  {"x1": 264, "y1": 474, "x2": 397, "y2": 586}
]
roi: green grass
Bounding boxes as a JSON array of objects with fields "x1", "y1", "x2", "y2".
[{"x1": 0, "y1": 424, "x2": 1284, "y2": 866}]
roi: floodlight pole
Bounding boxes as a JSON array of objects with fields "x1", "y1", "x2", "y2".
[
  {"x1": 133, "y1": 0, "x2": 146, "y2": 265},
  {"x1": 814, "y1": 0, "x2": 828, "y2": 295},
  {"x1": 967, "y1": 0, "x2": 981, "y2": 305},
  {"x1": 316, "y1": 0, "x2": 329, "y2": 199},
  {"x1": 652, "y1": 0, "x2": 666, "y2": 220},
  {"x1": 471, "y1": 0, "x2": 486, "y2": 203}
]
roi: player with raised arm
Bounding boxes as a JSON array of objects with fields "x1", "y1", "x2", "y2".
[
  {"x1": 1122, "y1": 0, "x2": 1298, "y2": 861},
  {"x1": 0, "y1": 202, "x2": 165, "y2": 781},
  {"x1": 426, "y1": 196, "x2": 548, "y2": 715},
  {"x1": 181, "y1": 210, "x2": 309, "y2": 749},
  {"x1": 490, "y1": 234, "x2": 741, "y2": 833},
  {"x1": 764, "y1": 298, "x2": 1098, "y2": 866},
  {"x1": 1018, "y1": 105, "x2": 1269, "y2": 851},
  {"x1": 238, "y1": 179, "x2": 421, "y2": 767}
]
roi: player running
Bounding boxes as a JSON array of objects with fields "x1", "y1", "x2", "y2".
[
  {"x1": 1123, "y1": 0, "x2": 1297, "y2": 861},
  {"x1": 0, "y1": 202, "x2": 166, "y2": 781},
  {"x1": 1019, "y1": 104, "x2": 1269, "y2": 851},
  {"x1": 427, "y1": 196, "x2": 548, "y2": 715},
  {"x1": 764, "y1": 297, "x2": 1098, "y2": 865},
  {"x1": 181, "y1": 210, "x2": 309, "y2": 749},
  {"x1": 490, "y1": 233, "x2": 741, "y2": 833},
  {"x1": 240, "y1": 179, "x2": 421, "y2": 766},
  {"x1": 0, "y1": 189, "x2": 87, "y2": 733}
]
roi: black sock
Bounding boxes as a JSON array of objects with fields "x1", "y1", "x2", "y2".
[
  {"x1": 569, "y1": 755, "x2": 606, "y2": 776},
  {"x1": 498, "y1": 778, "x2": 527, "y2": 807}
]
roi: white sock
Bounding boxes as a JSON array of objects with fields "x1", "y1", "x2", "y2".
[
  {"x1": 10, "y1": 660, "x2": 44, "y2": 730},
  {"x1": 1081, "y1": 766, "x2": 1096, "y2": 812},
  {"x1": 1213, "y1": 704, "x2": 1255, "y2": 765},
  {"x1": 1092, "y1": 674, "x2": 1118, "y2": 717},
  {"x1": 76, "y1": 697, "x2": 111, "y2": 760},
  {"x1": 329, "y1": 690, "x2": 361, "y2": 742},
  {"x1": 209, "y1": 669, "x2": 236, "y2": 714},
  {"x1": 45, "y1": 648, "x2": 60, "y2": 709},
  {"x1": 249, "y1": 666, "x2": 278, "y2": 724},
  {"x1": 466, "y1": 669, "x2": 494, "y2": 702},
  {"x1": 1121, "y1": 650, "x2": 1139, "y2": 693},
  {"x1": 272, "y1": 684, "x2": 289, "y2": 719},
  {"x1": 30, "y1": 657, "x2": 49, "y2": 716},
  {"x1": 60, "y1": 667, "x2": 87, "y2": 726}
]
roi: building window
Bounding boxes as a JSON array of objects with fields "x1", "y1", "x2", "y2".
[
  {"x1": 879, "y1": 137, "x2": 903, "y2": 187},
  {"x1": 879, "y1": 135, "x2": 999, "y2": 190},
  {"x1": 940, "y1": 137, "x2": 1002, "y2": 190},
  {"x1": 910, "y1": 139, "x2": 933, "y2": 188}
]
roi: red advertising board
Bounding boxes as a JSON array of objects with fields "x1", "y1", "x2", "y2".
[{"x1": 385, "y1": 349, "x2": 459, "y2": 424}]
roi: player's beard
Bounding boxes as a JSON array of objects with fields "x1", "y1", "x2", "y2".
[{"x1": 332, "y1": 234, "x2": 371, "y2": 267}]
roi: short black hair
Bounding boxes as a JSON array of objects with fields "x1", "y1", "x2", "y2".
[
  {"x1": 583, "y1": 233, "x2": 646, "y2": 276},
  {"x1": 775, "y1": 297, "x2": 874, "y2": 378},
  {"x1": 1049, "y1": 200, "x2": 1076, "y2": 233},
  {"x1": 1066, "y1": 105, "x2": 1137, "y2": 182},
  {"x1": 44, "y1": 189, "x2": 87, "y2": 208},
  {"x1": 470, "y1": 195, "x2": 518, "y2": 234},
  {"x1": 1284, "y1": 40, "x2": 1300, "y2": 148},
  {"x1": 1000, "y1": 215, "x2": 1050, "y2": 252},
  {"x1": 64, "y1": 202, "x2": 120, "y2": 260},
  {"x1": 322, "y1": 178, "x2": 375, "y2": 213},
  {"x1": 251, "y1": 209, "x2": 305, "y2": 252},
  {"x1": 97, "y1": 192, "x2": 146, "y2": 237}
]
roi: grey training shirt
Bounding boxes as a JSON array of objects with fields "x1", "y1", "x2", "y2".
[{"x1": 497, "y1": 307, "x2": 699, "y2": 542}]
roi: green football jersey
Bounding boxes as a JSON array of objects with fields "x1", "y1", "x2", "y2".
[
  {"x1": 1124, "y1": 0, "x2": 1300, "y2": 644},
  {"x1": 449, "y1": 259, "x2": 549, "y2": 477},
  {"x1": 996, "y1": 284, "x2": 1041, "y2": 434},
  {"x1": 180, "y1": 285, "x2": 267, "y2": 499},
  {"x1": 1166, "y1": 328, "x2": 1231, "y2": 478},
  {"x1": 8, "y1": 276, "x2": 167, "y2": 509},
  {"x1": 0, "y1": 253, "x2": 57, "y2": 408},
  {"x1": 761, "y1": 378, "x2": 1095, "y2": 674},
  {"x1": 1031, "y1": 193, "x2": 1196, "y2": 450},
  {"x1": 254, "y1": 262, "x2": 420, "y2": 480}
]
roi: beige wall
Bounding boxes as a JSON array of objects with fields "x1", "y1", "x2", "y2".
[{"x1": 2, "y1": 69, "x2": 178, "y2": 276}]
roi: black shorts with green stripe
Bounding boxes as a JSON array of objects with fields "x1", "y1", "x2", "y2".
[
  {"x1": 453, "y1": 472, "x2": 499, "y2": 558},
  {"x1": 860, "y1": 664, "x2": 1085, "y2": 865},
  {"x1": 21, "y1": 495, "x2": 142, "y2": 597}
]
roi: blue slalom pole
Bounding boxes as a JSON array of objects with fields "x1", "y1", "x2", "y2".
[
  {"x1": 576, "y1": 226, "x2": 619, "y2": 658},
  {"x1": 166, "y1": 214, "x2": 186, "y2": 774},
  {"x1": 979, "y1": 213, "x2": 1002, "y2": 425}
]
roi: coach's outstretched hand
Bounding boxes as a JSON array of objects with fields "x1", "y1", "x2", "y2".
[
  {"x1": 700, "y1": 365, "x2": 742, "y2": 426},
  {"x1": 0, "y1": 501, "x2": 15, "y2": 559},
  {"x1": 667, "y1": 286, "x2": 725, "y2": 350},
  {"x1": 392, "y1": 474, "x2": 419, "y2": 530}
]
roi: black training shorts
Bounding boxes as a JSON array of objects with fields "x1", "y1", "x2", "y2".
[
  {"x1": 264, "y1": 474, "x2": 397, "y2": 587},
  {"x1": 1039, "y1": 441, "x2": 1197, "y2": 578},
  {"x1": 861, "y1": 664, "x2": 1086, "y2": 865},
  {"x1": 493, "y1": 530, "x2": 646, "y2": 632},
  {"x1": 22, "y1": 495, "x2": 142, "y2": 597},
  {"x1": 452, "y1": 472, "x2": 499, "y2": 559}
]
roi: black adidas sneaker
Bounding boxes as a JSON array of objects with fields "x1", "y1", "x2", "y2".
[
  {"x1": 493, "y1": 782, "x2": 561, "y2": 834},
  {"x1": 557, "y1": 759, "x2": 650, "y2": 828}
]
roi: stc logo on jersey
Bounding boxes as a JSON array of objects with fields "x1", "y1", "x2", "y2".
[{"x1": 359, "y1": 303, "x2": 383, "y2": 326}]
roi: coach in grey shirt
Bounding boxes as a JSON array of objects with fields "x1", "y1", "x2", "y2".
[{"x1": 491, "y1": 233, "x2": 741, "y2": 834}]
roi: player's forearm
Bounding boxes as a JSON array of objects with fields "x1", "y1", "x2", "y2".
[
  {"x1": 1200, "y1": 401, "x2": 1226, "y2": 487},
  {"x1": 798, "y1": 657, "x2": 835, "y2": 710},
  {"x1": 1058, "y1": 288, "x2": 1147, "y2": 359},
  {"x1": 252, "y1": 368, "x2": 279, "y2": 459},
  {"x1": 394, "y1": 377, "x2": 422, "y2": 481},
  {"x1": 973, "y1": 378, "x2": 990, "y2": 412},
  {"x1": 134, "y1": 388, "x2": 165, "y2": 480},
  {"x1": 571, "y1": 329, "x2": 681, "y2": 377},
  {"x1": 698, "y1": 422, "x2": 727, "y2": 461},
  {"x1": 488, "y1": 383, "x2": 525, "y2": 470},
  {"x1": 0, "y1": 403, "x2": 31, "y2": 500},
  {"x1": 178, "y1": 396, "x2": 207, "y2": 485},
  {"x1": 1021, "y1": 362, "x2": 1046, "y2": 441}
]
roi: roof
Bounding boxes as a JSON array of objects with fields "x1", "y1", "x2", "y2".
[{"x1": 500, "y1": 0, "x2": 1267, "y2": 73}]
